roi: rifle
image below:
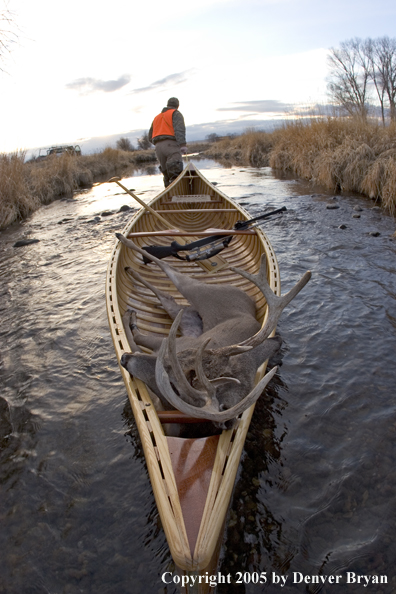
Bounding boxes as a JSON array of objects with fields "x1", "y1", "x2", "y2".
[{"x1": 142, "y1": 206, "x2": 286, "y2": 263}]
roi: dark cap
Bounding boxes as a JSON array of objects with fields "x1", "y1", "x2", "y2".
[{"x1": 167, "y1": 97, "x2": 179, "y2": 108}]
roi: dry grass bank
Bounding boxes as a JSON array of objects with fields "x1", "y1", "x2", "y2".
[
  {"x1": 186, "y1": 140, "x2": 212, "y2": 154},
  {"x1": 3, "y1": 123, "x2": 395, "y2": 229},
  {"x1": 205, "y1": 120, "x2": 396, "y2": 214},
  {"x1": 205, "y1": 130, "x2": 274, "y2": 167},
  {"x1": 269, "y1": 118, "x2": 396, "y2": 214},
  {"x1": 0, "y1": 148, "x2": 156, "y2": 229},
  {"x1": 0, "y1": 152, "x2": 42, "y2": 229}
]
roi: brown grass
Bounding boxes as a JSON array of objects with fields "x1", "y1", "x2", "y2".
[
  {"x1": 0, "y1": 152, "x2": 41, "y2": 228},
  {"x1": 0, "y1": 148, "x2": 156, "y2": 229},
  {"x1": 204, "y1": 119, "x2": 396, "y2": 215},
  {"x1": 206, "y1": 130, "x2": 273, "y2": 167}
]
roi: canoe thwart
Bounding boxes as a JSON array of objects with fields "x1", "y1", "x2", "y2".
[
  {"x1": 126, "y1": 228, "x2": 257, "y2": 238},
  {"x1": 143, "y1": 208, "x2": 239, "y2": 214}
]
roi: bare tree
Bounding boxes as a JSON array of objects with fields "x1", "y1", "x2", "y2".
[
  {"x1": 365, "y1": 38, "x2": 387, "y2": 125},
  {"x1": 328, "y1": 36, "x2": 396, "y2": 124},
  {"x1": 327, "y1": 38, "x2": 371, "y2": 119},
  {"x1": 137, "y1": 132, "x2": 151, "y2": 151},
  {"x1": 370, "y1": 36, "x2": 396, "y2": 122},
  {"x1": 0, "y1": 2, "x2": 18, "y2": 70},
  {"x1": 206, "y1": 133, "x2": 220, "y2": 143},
  {"x1": 116, "y1": 137, "x2": 135, "y2": 152}
]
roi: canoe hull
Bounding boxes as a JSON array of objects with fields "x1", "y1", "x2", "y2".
[{"x1": 106, "y1": 164, "x2": 280, "y2": 576}]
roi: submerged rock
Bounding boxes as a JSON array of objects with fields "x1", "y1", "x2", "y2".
[
  {"x1": 369, "y1": 231, "x2": 381, "y2": 237},
  {"x1": 13, "y1": 238, "x2": 40, "y2": 248},
  {"x1": 0, "y1": 397, "x2": 12, "y2": 440},
  {"x1": 326, "y1": 203, "x2": 340, "y2": 210}
]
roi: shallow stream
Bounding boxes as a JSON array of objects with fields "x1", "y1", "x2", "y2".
[{"x1": 1, "y1": 160, "x2": 395, "y2": 594}]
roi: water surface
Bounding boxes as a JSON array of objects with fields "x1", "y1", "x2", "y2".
[{"x1": 1, "y1": 161, "x2": 395, "y2": 594}]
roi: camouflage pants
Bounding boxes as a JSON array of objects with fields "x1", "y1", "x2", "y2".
[{"x1": 155, "y1": 139, "x2": 183, "y2": 187}]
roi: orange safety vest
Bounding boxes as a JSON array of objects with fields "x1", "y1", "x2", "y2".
[{"x1": 152, "y1": 109, "x2": 176, "y2": 138}]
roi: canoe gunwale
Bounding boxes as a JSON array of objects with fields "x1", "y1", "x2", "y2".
[{"x1": 105, "y1": 164, "x2": 281, "y2": 572}]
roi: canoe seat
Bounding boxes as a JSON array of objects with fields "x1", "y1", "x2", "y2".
[
  {"x1": 171, "y1": 194, "x2": 212, "y2": 202},
  {"x1": 158, "y1": 410, "x2": 210, "y2": 424}
]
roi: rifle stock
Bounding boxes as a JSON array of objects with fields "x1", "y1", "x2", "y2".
[{"x1": 142, "y1": 242, "x2": 184, "y2": 263}]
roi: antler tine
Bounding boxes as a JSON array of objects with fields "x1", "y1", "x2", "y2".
[
  {"x1": 158, "y1": 310, "x2": 209, "y2": 406},
  {"x1": 194, "y1": 338, "x2": 216, "y2": 397},
  {"x1": 121, "y1": 308, "x2": 142, "y2": 353},
  {"x1": 228, "y1": 255, "x2": 311, "y2": 350}
]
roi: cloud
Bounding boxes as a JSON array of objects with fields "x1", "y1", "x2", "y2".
[
  {"x1": 186, "y1": 118, "x2": 288, "y2": 141},
  {"x1": 70, "y1": 118, "x2": 288, "y2": 155},
  {"x1": 131, "y1": 71, "x2": 191, "y2": 94},
  {"x1": 66, "y1": 75, "x2": 131, "y2": 94},
  {"x1": 217, "y1": 100, "x2": 292, "y2": 113}
]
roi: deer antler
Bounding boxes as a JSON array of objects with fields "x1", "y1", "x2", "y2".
[
  {"x1": 216, "y1": 255, "x2": 311, "y2": 355},
  {"x1": 164, "y1": 311, "x2": 209, "y2": 406},
  {"x1": 194, "y1": 338, "x2": 216, "y2": 398}
]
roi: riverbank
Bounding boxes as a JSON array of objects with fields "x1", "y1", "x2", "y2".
[
  {"x1": 0, "y1": 141, "x2": 214, "y2": 230},
  {"x1": 0, "y1": 147, "x2": 157, "y2": 230},
  {"x1": 205, "y1": 119, "x2": 396, "y2": 215},
  {"x1": 2, "y1": 121, "x2": 395, "y2": 230}
]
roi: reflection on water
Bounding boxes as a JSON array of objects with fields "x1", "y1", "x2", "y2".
[{"x1": 0, "y1": 162, "x2": 395, "y2": 593}]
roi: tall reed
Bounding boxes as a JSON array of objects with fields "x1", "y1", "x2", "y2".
[
  {"x1": 206, "y1": 119, "x2": 396, "y2": 214},
  {"x1": 0, "y1": 152, "x2": 40, "y2": 228},
  {"x1": 206, "y1": 130, "x2": 273, "y2": 167},
  {"x1": 269, "y1": 118, "x2": 396, "y2": 214}
]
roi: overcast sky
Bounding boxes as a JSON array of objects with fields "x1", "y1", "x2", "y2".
[{"x1": 1, "y1": 0, "x2": 396, "y2": 154}]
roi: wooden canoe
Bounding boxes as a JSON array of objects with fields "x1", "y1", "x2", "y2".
[{"x1": 105, "y1": 163, "x2": 280, "y2": 586}]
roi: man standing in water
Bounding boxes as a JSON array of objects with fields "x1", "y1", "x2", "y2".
[{"x1": 149, "y1": 97, "x2": 187, "y2": 187}]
